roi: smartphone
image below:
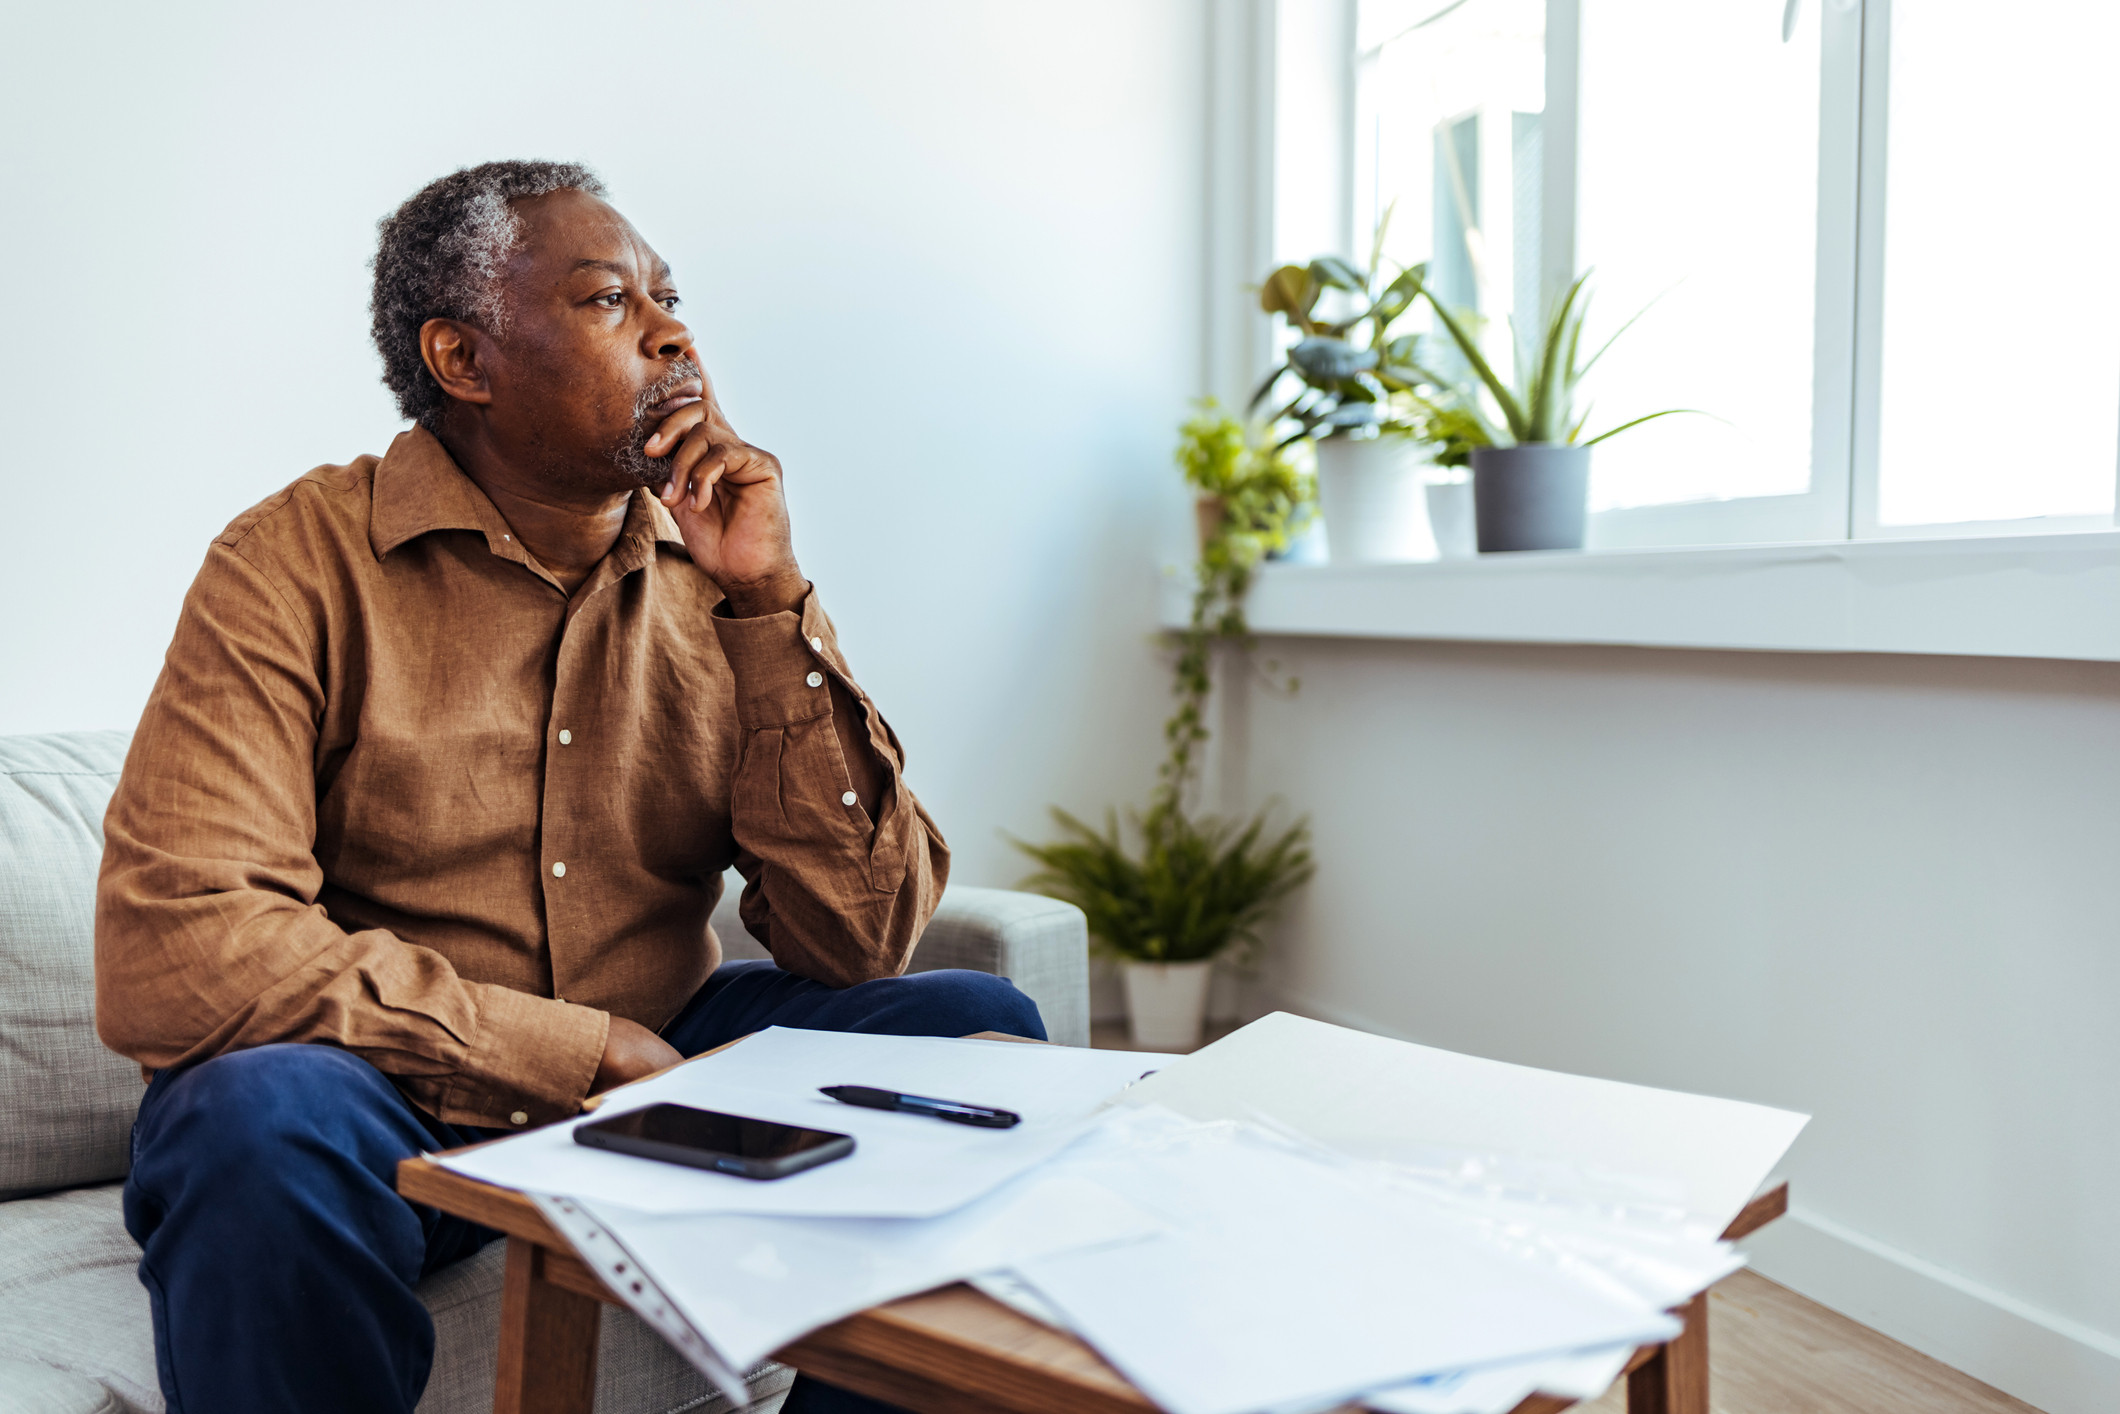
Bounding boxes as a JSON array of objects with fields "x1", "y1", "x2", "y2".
[{"x1": 575, "y1": 1103, "x2": 855, "y2": 1180}]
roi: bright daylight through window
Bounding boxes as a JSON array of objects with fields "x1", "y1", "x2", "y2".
[
  {"x1": 1871, "y1": 0, "x2": 2119, "y2": 533},
  {"x1": 1351, "y1": 0, "x2": 2120, "y2": 548}
]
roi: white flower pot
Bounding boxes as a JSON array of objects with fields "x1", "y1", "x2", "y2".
[
  {"x1": 1120, "y1": 958, "x2": 1216, "y2": 1051},
  {"x1": 1424, "y1": 478, "x2": 1477, "y2": 559},
  {"x1": 1314, "y1": 436, "x2": 1432, "y2": 564}
]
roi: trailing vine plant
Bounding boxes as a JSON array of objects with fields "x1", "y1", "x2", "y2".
[
  {"x1": 1155, "y1": 402, "x2": 1311, "y2": 820},
  {"x1": 1012, "y1": 402, "x2": 1315, "y2": 967}
]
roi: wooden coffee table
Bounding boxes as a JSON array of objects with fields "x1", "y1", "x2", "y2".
[{"x1": 397, "y1": 1042, "x2": 1787, "y2": 1414}]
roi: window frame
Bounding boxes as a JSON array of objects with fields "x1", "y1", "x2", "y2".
[{"x1": 1294, "y1": 0, "x2": 2120, "y2": 552}]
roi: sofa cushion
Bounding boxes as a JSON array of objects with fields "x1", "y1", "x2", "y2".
[
  {"x1": 0, "y1": 1182, "x2": 790, "y2": 1414},
  {"x1": 0, "y1": 733, "x2": 139, "y2": 1200},
  {"x1": 0, "y1": 1357, "x2": 120, "y2": 1414},
  {"x1": 0, "y1": 1186, "x2": 158, "y2": 1413}
]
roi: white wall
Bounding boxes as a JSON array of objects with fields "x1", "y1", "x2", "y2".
[
  {"x1": 1226, "y1": 636, "x2": 2120, "y2": 1413},
  {"x1": 0, "y1": 0, "x2": 1206, "y2": 884}
]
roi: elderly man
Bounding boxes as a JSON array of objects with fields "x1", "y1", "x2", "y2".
[{"x1": 94, "y1": 160, "x2": 1040, "y2": 1414}]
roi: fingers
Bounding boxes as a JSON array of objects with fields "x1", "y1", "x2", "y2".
[
  {"x1": 659, "y1": 428, "x2": 780, "y2": 513},
  {"x1": 643, "y1": 399, "x2": 707, "y2": 460},
  {"x1": 659, "y1": 426, "x2": 727, "y2": 510}
]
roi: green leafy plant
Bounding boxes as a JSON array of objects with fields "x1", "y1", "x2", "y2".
[
  {"x1": 1418, "y1": 269, "x2": 1694, "y2": 447},
  {"x1": 1013, "y1": 806, "x2": 1313, "y2": 965},
  {"x1": 1249, "y1": 212, "x2": 1453, "y2": 446},
  {"x1": 1011, "y1": 404, "x2": 1315, "y2": 966}
]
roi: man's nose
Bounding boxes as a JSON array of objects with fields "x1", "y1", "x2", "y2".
[{"x1": 644, "y1": 308, "x2": 693, "y2": 362}]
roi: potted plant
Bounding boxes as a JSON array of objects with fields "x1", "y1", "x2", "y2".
[
  {"x1": 1251, "y1": 221, "x2": 1454, "y2": 564},
  {"x1": 1174, "y1": 401, "x2": 1309, "y2": 558},
  {"x1": 1014, "y1": 407, "x2": 1314, "y2": 1050},
  {"x1": 1014, "y1": 804, "x2": 1313, "y2": 1050},
  {"x1": 1417, "y1": 272, "x2": 1692, "y2": 553},
  {"x1": 1413, "y1": 399, "x2": 1489, "y2": 559}
]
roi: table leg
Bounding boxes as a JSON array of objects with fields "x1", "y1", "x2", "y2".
[
  {"x1": 494, "y1": 1237, "x2": 602, "y2": 1414},
  {"x1": 1627, "y1": 1290, "x2": 1709, "y2": 1414}
]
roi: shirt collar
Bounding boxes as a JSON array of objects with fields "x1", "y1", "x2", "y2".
[{"x1": 369, "y1": 425, "x2": 689, "y2": 561}]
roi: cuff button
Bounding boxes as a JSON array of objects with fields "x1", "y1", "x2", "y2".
[{"x1": 510, "y1": 1111, "x2": 529, "y2": 1126}]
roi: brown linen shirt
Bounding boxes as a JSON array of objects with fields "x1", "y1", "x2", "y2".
[{"x1": 95, "y1": 427, "x2": 947, "y2": 1129}]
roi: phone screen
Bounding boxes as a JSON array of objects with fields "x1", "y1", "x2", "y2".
[{"x1": 587, "y1": 1103, "x2": 847, "y2": 1160}]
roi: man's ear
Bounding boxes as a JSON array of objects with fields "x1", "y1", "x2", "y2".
[{"x1": 418, "y1": 318, "x2": 495, "y2": 409}]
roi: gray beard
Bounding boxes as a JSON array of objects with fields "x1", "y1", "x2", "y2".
[{"x1": 610, "y1": 357, "x2": 703, "y2": 488}]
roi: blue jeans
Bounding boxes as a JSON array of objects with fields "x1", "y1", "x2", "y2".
[{"x1": 122, "y1": 960, "x2": 1046, "y2": 1414}]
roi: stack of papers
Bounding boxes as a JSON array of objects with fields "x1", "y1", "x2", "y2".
[
  {"x1": 439, "y1": 1027, "x2": 1170, "y2": 1216},
  {"x1": 1078, "y1": 1013, "x2": 1806, "y2": 1413},
  {"x1": 1115, "y1": 1013, "x2": 1805, "y2": 1233},
  {"x1": 438, "y1": 1029, "x2": 1179, "y2": 1405},
  {"x1": 1002, "y1": 1105, "x2": 1685, "y2": 1414},
  {"x1": 437, "y1": 1017, "x2": 1806, "y2": 1414}
]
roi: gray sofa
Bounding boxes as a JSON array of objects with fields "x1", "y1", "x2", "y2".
[{"x1": 0, "y1": 731, "x2": 1089, "y2": 1414}]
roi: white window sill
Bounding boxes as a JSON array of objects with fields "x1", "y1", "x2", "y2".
[{"x1": 1157, "y1": 531, "x2": 2120, "y2": 663}]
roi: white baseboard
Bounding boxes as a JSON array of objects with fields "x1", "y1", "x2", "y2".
[
  {"x1": 1264, "y1": 987, "x2": 2120, "y2": 1414},
  {"x1": 1745, "y1": 1208, "x2": 2120, "y2": 1414}
]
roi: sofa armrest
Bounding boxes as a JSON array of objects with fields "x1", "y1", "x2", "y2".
[
  {"x1": 708, "y1": 881, "x2": 1091, "y2": 1047},
  {"x1": 901, "y1": 887, "x2": 1090, "y2": 1048}
]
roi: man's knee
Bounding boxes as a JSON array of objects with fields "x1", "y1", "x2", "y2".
[
  {"x1": 893, "y1": 970, "x2": 1047, "y2": 1042},
  {"x1": 140, "y1": 1043, "x2": 407, "y2": 1175}
]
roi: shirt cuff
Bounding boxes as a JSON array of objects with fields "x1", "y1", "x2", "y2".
[
  {"x1": 712, "y1": 589, "x2": 840, "y2": 729},
  {"x1": 442, "y1": 985, "x2": 609, "y2": 1129}
]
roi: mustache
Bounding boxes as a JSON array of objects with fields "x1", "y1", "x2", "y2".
[{"x1": 631, "y1": 357, "x2": 704, "y2": 433}]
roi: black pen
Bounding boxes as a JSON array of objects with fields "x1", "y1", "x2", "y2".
[{"x1": 819, "y1": 1085, "x2": 1022, "y2": 1129}]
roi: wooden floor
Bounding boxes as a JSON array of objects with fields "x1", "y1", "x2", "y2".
[
  {"x1": 1577, "y1": 1270, "x2": 2042, "y2": 1414},
  {"x1": 1087, "y1": 1020, "x2": 2043, "y2": 1414}
]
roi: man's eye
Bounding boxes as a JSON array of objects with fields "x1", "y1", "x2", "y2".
[
  {"x1": 596, "y1": 293, "x2": 625, "y2": 308},
  {"x1": 660, "y1": 297, "x2": 682, "y2": 312}
]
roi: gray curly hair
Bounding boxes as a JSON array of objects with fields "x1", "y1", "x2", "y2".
[{"x1": 370, "y1": 160, "x2": 607, "y2": 429}]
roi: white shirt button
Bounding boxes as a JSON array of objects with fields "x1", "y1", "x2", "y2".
[
  {"x1": 806, "y1": 671, "x2": 824, "y2": 688},
  {"x1": 551, "y1": 861, "x2": 567, "y2": 878},
  {"x1": 510, "y1": 1111, "x2": 528, "y2": 1126},
  {"x1": 810, "y1": 636, "x2": 824, "y2": 651},
  {"x1": 841, "y1": 790, "x2": 858, "y2": 806},
  {"x1": 558, "y1": 729, "x2": 572, "y2": 745}
]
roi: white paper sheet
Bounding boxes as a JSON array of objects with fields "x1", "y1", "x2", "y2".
[
  {"x1": 978, "y1": 1260, "x2": 1640, "y2": 1412},
  {"x1": 1011, "y1": 1108, "x2": 1681, "y2": 1414},
  {"x1": 1360, "y1": 1365, "x2": 1540, "y2": 1414},
  {"x1": 1117, "y1": 1012, "x2": 1807, "y2": 1231},
  {"x1": 1363, "y1": 1343, "x2": 1635, "y2": 1414},
  {"x1": 437, "y1": 1029, "x2": 1173, "y2": 1217},
  {"x1": 530, "y1": 1193, "x2": 754, "y2": 1408},
  {"x1": 580, "y1": 1170, "x2": 1161, "y2": 1371},
  {"x1": 1307, "y1": 1130, "x2": 1748, "y2": 1322}
]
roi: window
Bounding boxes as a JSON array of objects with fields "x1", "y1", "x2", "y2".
[
  {"x1": 1338, "y1": 0, "x2": 2120, "y2": 548},
  {"x1": 1574, "y1": 0, "x2": 1830, "y2": 538},
  {"x1": 1865, "y1": 0, "x2": 2120, "y2": 535},
  {"x1": 1353, "y1": 0, "x2": 1548, "y2": 393}
]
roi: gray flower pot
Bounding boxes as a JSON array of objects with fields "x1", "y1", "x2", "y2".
[{"x1": 1471, "y1": 444, "x2": 1591, "y2": 553}]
